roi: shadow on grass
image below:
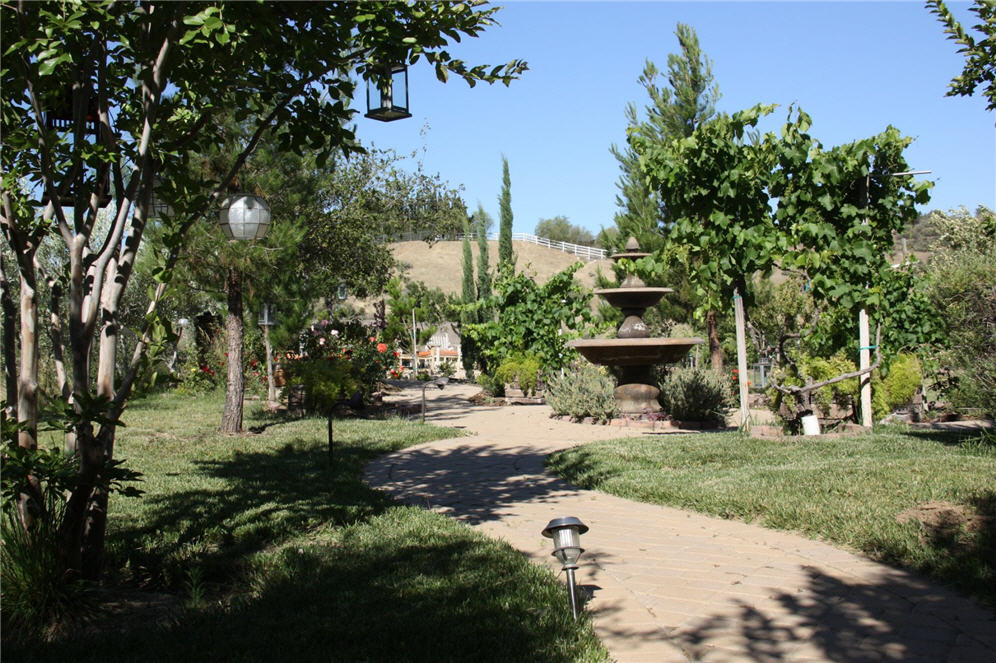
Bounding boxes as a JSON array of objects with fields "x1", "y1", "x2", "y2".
[
  {"x1": 903, "y1": 427, "x2": 996, "y2": 448},
  {"x1": 545, "y1": 446, "x2": 616, "y2": 492},
  {"x1": 8, "y1": 512, "x2": 602, "y2": 663},
  {"x1": 868, "y1": 490, "x2": 996, "y2": 611},
  {"x1": 107, "y1": 438, "x2": 396, "y2": 587}
]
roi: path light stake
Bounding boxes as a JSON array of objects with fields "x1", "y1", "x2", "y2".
[
  {"x1": 421, "y1": 377, "x2": 448, "y2": 423},
  {"x1": 542, "y1": 516, "x2": 589, "y2": 620}
]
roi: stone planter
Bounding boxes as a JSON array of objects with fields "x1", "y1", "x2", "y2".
[{"x1": 504, "y1": 376, "x2": 546, "y2": 404}]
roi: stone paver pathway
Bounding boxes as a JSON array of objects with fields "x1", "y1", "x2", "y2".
[{"x1": 364, "y1": 385, "x2": 996, "y2": 663}]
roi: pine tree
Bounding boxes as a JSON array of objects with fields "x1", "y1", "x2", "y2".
[
  {"x1": 611, "y1": 23, "x2": 725, "y2": 369},
  {"x1": 498, "y1": 155, "x2": 515, "y2": 275},
  {"x1": 610, "y1": 24, "x2": 719, "y2": 252}
]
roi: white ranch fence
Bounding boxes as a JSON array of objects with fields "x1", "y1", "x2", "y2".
[{"x1": 386, "y1": 231, "x2": 606, "y2": 262}]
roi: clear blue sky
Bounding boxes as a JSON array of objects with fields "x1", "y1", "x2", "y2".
[{"x1": 358, "y1": 1, "x2": 994, "y2": 237}]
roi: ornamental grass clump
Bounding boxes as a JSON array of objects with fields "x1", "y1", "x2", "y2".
[
  {"x1": 657, "y1": 366, "x2": 731, "y2": 424},
  {"x1": 546, "y1": 362, "x2": 618, "y2": 422}
]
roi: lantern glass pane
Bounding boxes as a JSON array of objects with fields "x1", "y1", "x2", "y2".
[
  {"x1": 391, "y1": 67, "x2": 407, "y2": 109},
  {"x1": 553, "y1": 527, "x2": 580, "y2": 551},
  {"x1": 220, "y1": 195, "x2": 270, "y2": 241}
]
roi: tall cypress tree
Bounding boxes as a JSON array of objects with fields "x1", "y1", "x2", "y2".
[
  {"x1": 498, "y1": 155, "x2": 515, "y2": 275},
  {"x1": 474, "y1": 203, "x2": 492, "y2": 309},
  {"x1": 459, "y1": 213, "x2": 477, "y2": 376},
  {"x1": 460, "y1": 214, "x2": 476, "y2": 312}
]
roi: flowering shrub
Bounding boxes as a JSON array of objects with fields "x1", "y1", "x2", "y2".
[
  {"x1": 729, "y1": 368, "x2": 752, "y2": 392},
  {"x1": 176, "y1": 352, "x2": 223, "y2": 395},
  {"x1": 283, "y1": 320, "x2": 394, "y2": 410}
]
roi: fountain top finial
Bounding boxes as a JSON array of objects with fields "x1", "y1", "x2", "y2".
[{"x1": 610, "y1": 236, "x2": 651, "y2": 264}]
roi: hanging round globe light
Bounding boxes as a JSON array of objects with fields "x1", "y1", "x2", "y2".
[{"x1": 219, "y1": 194, "x2": 271, "y2": 241}]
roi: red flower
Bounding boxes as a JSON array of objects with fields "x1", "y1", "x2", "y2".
[
  {"x1": 369, "y1": 336, "x2": 376, "y2": 343},
  {"x1": 377, "y1": 343, "x2": 387, "y2": 353}
]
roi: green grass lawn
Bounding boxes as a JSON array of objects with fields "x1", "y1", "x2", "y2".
[
  {"x1": 547, "y1": 427, "x2": 996, "y2": 609},
  {"x1": 8, "y1": 390, "x2": 608, "y2": 663}
]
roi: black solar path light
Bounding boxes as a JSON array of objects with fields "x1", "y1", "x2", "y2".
[{"x1": 542, "y1": 516, "x2": 589, "y2": 620}]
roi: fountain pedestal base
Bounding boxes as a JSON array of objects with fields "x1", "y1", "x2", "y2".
[
  {"x1": 614, "y1": 383, "x2": 662, "y2": 414},
  {"x1": 613, "y1": 364, "x2": 662, "y2": 414}
]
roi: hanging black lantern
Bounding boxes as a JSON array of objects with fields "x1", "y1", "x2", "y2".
[
  {"x1": 44, "y1": 87, "x2": 111, "y2": 208},
  {"x1": 365, "y1": 63, "x2": 412, "y2": 122},
  {"x1": 45, "y1": 87, "x2": 99, "y2": 134}
]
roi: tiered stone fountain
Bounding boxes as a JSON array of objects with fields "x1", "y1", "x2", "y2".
[{"x1": 569, "y1": 237, "x2": 702, "y2": 414}]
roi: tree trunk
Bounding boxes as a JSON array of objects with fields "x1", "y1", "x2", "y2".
[
  {"x1": 263, "y1": 322, "x2": 276, "y2": 404},
  {"x1": 16, "y1": 268, "x2": 43, "y2": 529},
  {"x1": 17, "y1": 270, "x2": 39, "y2": 450},
  {"x1": 221, "y1": 266, "x2": 244, "y2": 434},
  {"x1": 1, "y1": 254, "x2": 17, "y2": 412},
  {"x1": 707, "y1": 309, "x2": 723, "y2": 371},
  {"x1": 80, "y1": 262, "x2": 121, "y2": 579}
]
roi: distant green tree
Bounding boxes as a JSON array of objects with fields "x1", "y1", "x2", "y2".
[
  {"x1": 534, "y1": 216, "x2": 595, "y2": 246},
  {"x1": 474, "y1": 204, "x2": 493, "y2": 307},
  {"x1": 383, "y1": 278, "x2": 460, "y2": 354},
  {"x1": 924, "y1": 206, "x2": 996, "y2": 415},
  {"x1": 463, "y1": 265, "x2": 598, "y2": 374},
  {"x1": 459, "y1": 214, "x2": 477, "y2": 375},
  {"x1": 927, "y1": 0, "x2": 996, "y2": 112},
  {"x1": 461, "y1": 215, "x2": 476, "y2": 310},
  {"x1": 498, "y1": 156, "x2": 515, "y2": 275}
]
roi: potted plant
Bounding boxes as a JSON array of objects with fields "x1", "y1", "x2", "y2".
[{"x1": 495, "y1": 352, "x2": 545, "y2": 399}]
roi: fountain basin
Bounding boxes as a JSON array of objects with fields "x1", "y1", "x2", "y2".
[
  {"x1": 594, "y1": 287, "x2": 673, "y2": 312},
  {"x1": 568, "y1": 337, "x2": 703, "y2": 367}
]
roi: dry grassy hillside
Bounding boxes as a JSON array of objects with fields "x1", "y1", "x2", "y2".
[
  {"x1": 346, "y1": 240, "x2": 615, "y2": 317},
  {"x1": 390, "y1": 240, "x2": 615, "y2": 294}
]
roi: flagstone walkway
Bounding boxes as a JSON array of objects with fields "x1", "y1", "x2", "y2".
[{"x1": 363, "y1": 384, "x2": 995, "y2": 663}]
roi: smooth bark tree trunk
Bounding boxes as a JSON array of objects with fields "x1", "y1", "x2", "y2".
[
  {"x1": 16, "y1": 269, "x2": 42, "y2": 529},
  {"x1": 263, "y1": 322, "x2": 276, "y2": 404},
  {"x1": 1, "y1": 254, "x2": 17, "y2": 412},
  {"x1": 17, "y1": 270, "x2": 39, "y2": 450},
  {"x1": 707, "y1": 309, "x2": 723, "y2": 372},
  {"x1": 221, "y1": 266, "x2": 245, "y2": 434},
  {"x1": 80, "y1": 260, "x2": 121, "y2": 579}
]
